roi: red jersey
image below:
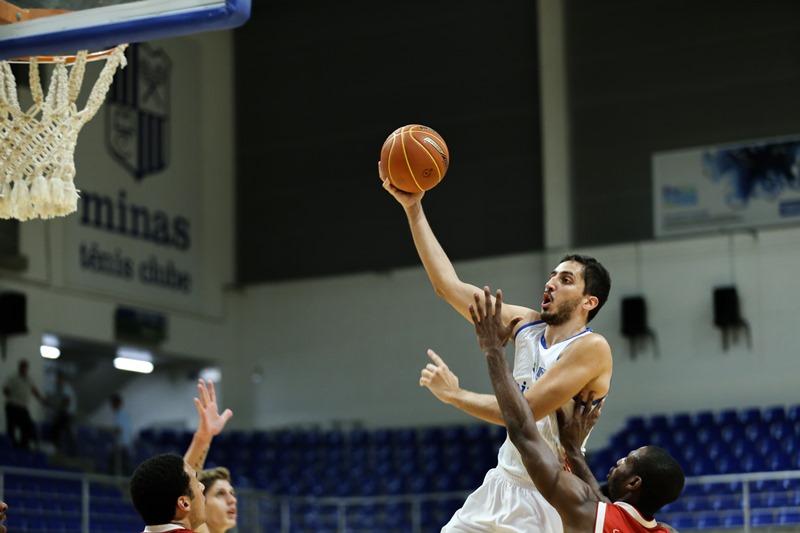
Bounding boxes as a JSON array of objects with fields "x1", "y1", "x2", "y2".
[{"x1": 596, "y1": 501, "x2": 670, "y2": 533}]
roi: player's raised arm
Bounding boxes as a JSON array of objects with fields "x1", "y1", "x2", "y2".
[
  {"x1": 379, "y1": 161, "x2": 534, "y2": 326},
  {"x1": 184, "y1": 379, "x2": 233, "y2": 474},
  {"x1": 557, "y1": 394, "x2": 610, "y2": 504}
]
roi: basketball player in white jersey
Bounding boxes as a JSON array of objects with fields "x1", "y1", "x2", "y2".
[
  {"x1": 470, "y1": 286, "x2": 683, "y2": 533},
  {"x1": 380, "y1": 165, "x2": 613, "y2": 533}
]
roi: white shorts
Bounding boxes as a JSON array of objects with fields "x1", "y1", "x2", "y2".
[{"x1": 441, "y1": 466, "x2": 563, "y2": 533}]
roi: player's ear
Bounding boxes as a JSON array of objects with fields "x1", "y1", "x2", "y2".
[
  {"x1": 627, "y1": 475, "x2": 643, "y2": 493},
  {"x1": 583, "y1": 295, "x2": 599, "y2": 312},
  {"x1": 177, "y1": 495, "x2": 191, "y2": 513}
]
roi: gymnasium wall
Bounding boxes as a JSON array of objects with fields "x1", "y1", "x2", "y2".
[
  {"x1": 566, "y1": 0, "x2": 800, "y2": 245},
  {"x1": 229, "y1": 224, "x2": 800, "y2": 451}
]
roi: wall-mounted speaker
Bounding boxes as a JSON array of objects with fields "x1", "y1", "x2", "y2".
[
  {"x1": 713, "y1": 286, "x2": 750, "y2": 350},
  {"x1": 0, "y1": 291, "x2": 27, "y2": 335},
  {"x1": 620, "y1": 295, "x2": 658, "y2": 358},
  {"x1": 621, "y1": 296, "x2": 648, "y2": 337}
]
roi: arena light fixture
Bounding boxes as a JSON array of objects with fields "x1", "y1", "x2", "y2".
[
  {"x1": 40, "y1": 333, "x2": 61, "y2": 359},
  {"x1": 114, "y1": 347, "x2": 154, "y2": 374}
]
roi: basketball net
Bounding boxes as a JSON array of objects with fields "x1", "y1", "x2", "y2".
[{"x1": 0, "y1": 44, "x2": 128, "y2": 220}]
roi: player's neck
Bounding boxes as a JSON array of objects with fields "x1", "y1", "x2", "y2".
[{"x1": 544, "y1": 317, "x2": 588, "y2": 346}]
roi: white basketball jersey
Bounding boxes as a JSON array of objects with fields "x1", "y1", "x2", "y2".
[{"x1": 496, "y1": 320, "x2": 594, "y2": 482}]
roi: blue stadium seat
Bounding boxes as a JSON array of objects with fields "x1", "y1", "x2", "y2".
[
  {"x1": 690, "y1": 456, "x2": 716, "y2": 476},
  {"x1": 751, "y1": 510, "x2": 776, "y2": 526},
  {"x1": 625, "y1": 415, "x2": 646, "y2": 432},
  {"x1": 739, "y1": 406, "x2": 762, "y2": 425},
  {"x1": 692, "y1": 410, "x2": 715, "y2": 427},
  {"x1": 667, "y1": 514, "x2": 694, "y2": 530},
  {"x1": 695, "y1": 513, "x2": 721, "y2": 529},
  {"x1": 764, "y1": 492, "x2": 790, "y2": 508},
  {"x1": 720, "y1": 423, "x2": 746, "y2": 443},
  {"x1": 763, "y1": 405, "x2": 786, "y2": 423},
  {"x1": 716, "y1": 455, "x2": 742, "y2": 474},
  {"x1": 647, "y1": 414, "x2": 669, "y2": 432},
  {"x1": 697, "y1": 424, "x2": 723, "y2": 446},
  {"x1": 711, "y1": 493, "x2": 742, "y2": 511},
  {"x1": 722, "y1": 512, "x2": 744, "y2": 528},
  {"x1": 672, "y1": 412, "x2": 692, "y2": 429},
  {"x1": 778, "y1": 510, "x2": 800, "y2": 526},
  {"x1": 684, "y1": 496, "x2": 712, "y2": 512},
  {"x1": 717, "y1": 409, "x2": 739, "y2": 426}
]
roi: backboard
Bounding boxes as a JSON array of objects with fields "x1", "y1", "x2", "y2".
[{"x1": 0, "y1": 0, "x2": 251, "y2": 60}]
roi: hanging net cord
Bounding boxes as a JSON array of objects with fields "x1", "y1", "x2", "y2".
[{"x1": 0, "y1": 45, "x2": 128, "y2": 220}]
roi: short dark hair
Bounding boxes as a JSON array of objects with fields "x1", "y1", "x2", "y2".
[
  {"x1": 199, "y1": 466, "x2": 231, "y2": 494},
  {"x1": 560, "y1": 253, "x2": 611, "y2": 322},
  {"x1": 130, "y1": 453, "x2": 193, "y2": 525},
  {"x1": 633, "y1": 446, "x2": 685, "y2": 511}
]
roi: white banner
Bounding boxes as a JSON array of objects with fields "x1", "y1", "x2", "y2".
[
  {"x1": 653, "y1": 136, "x2": 800, "y2": 237},
  {"x1": 64, "y1": 40, "x2": 204, "y2": 312}
]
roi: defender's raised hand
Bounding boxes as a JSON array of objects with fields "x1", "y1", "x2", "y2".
[
  {"x1": 194, "y1": 379, "x2": 233, "y2": 440},
  {"x1": 469, "y1": 286, "x2": 523, "y2": 355},
  {"x1": 556, "y1": 392, "x2": 603, "y2": 454}
]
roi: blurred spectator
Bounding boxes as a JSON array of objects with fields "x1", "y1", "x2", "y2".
[
  {"x1": 108, "y1": 393, "x2": 133, "y2": 475},
  {"x1": 47, "y1": 369, "x2": 77, "y2": 456},
  {"x1": 3, "y1": 359, "x2": 43, "y2": 450}
]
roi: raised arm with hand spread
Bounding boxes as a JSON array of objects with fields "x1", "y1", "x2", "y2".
[
  {"x1": 184, "y1": 379, "x2": 233, "y2": 474},
  {"x1": 557, "y1": 394, "x2": 609, "y2": 503}
]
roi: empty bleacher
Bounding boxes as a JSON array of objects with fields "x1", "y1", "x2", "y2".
[{"x1": 1, "y1": 403, "x2": 798, "y2": 531}]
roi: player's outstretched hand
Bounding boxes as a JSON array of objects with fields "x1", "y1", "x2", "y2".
[
  {"x1": 556, "y1": 392, "x2": 603, "y2": 454},
  {"x1": 420, "y1": 349, "x2": 461, "y2": 405},
  {"x1": 194, "y1": 379, "x2": 233, "y2": 439},
  {"x1": 469, "y1": 286, "x2": 522, "y2": 355},
  {"x1": 379, "y1": 161, "x2": 423, "y2": 208}
]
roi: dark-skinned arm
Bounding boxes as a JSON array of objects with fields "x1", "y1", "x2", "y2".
[
  {"x1": 557, "y1": 394, "x2": 611, "y2": 504},
  {"x1": 470, "y1": 286, "x2": 597, "y2": 526}
]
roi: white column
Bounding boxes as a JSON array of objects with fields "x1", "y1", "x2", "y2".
[{"x1": 537, "y1": 0, "x2": 572, "y2": 250}]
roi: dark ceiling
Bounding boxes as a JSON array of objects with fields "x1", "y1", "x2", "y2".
[{"x1": 234, "y1": 1, "x2": 543, "y2": 285}]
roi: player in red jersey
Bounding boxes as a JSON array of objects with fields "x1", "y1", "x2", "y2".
[{"x1": 470, "y1": 286, "x2": 684, "y2": 533}]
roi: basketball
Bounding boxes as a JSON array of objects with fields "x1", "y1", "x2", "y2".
[{"x1": 380, "y1": 124, "x2": 450, "y2": 193}]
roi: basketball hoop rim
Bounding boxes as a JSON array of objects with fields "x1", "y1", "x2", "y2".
[{"x1": 3, "y1": 47, "x2": 121, "y2": 64}]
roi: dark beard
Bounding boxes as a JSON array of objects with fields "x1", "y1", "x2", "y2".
[{"x1": 541, "y1": 297, "x2": 581, "y2": 325}]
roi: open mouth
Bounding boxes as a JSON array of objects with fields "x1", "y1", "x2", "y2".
[{"x1": 542, "y1": 292, "x2": 553, "y2": 309}]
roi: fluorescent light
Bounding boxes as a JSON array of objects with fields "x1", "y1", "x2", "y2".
[
  {"x1": 42, "y1": 333, "x2": 60, "y2": 347},
  {"x1": 199, "y1": 367, "x2": 222, "y2": 383},
  {"x1": 116, "y1": 347, "x2": 152, "y2": 361},
  {"x1": 114, "y1": 357, "x2": 154, "y2": 374},
  {"x1": 40, "y1": 345, "x2": 61, "y2": 359}
]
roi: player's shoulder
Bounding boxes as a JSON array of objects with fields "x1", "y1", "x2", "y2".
[
  {"x1": 510, "y1": 307, "x2": 543, "y2": 334},
  {"x1": 570, "y1": 331, "x2": 613, "y2": 359},
  {"x1": 578, "y1": 330, "x2": 611, "y2": 348}
]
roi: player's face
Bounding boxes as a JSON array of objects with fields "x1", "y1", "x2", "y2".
[
  {"x1": 540, "y1": 261, "x2": 587, "y2": 325},
  {"x1": 204, "y1": 479, "x2": 237, "y2": 532},
  {"x1": 606, "y1": 447, "x2": 644, "y2": 501},
  {"x1": 185, "y1": 464, "x2": 207, "y2": 529},
  {"x1": 0, "y1": 499, "x2": 7, "y2": 533}
]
